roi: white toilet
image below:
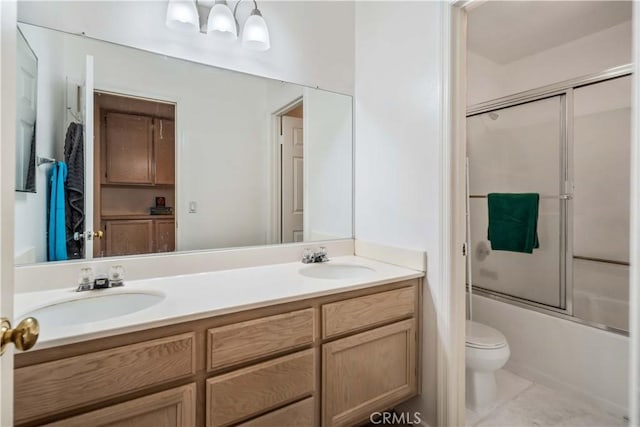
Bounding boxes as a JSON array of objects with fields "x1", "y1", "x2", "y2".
[{"x1": 465, "y1": 320, "x2": 510, "y2": 411}]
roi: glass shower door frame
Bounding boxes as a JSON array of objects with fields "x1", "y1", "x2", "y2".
[
  {"x1": 466, "y1": 64, "x2": 632, "y2": 330},
  {"x1": 468, "y1": 91, "x2": 571, "y2": 314}
]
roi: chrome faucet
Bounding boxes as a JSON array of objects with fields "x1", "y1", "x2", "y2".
[
  {"x1": 76, "y1": 266, "x2": 125, "y2": 292},
  {"x1": 302, "y1": 247, "x2": 329, "y2": 264}
]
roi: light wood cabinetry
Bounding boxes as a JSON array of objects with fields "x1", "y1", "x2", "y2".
[
  {"x1": 45, "y1": 384, "x2": 196, "y2": 427},
  {"x1": 14, "y1": 279, "x2": 420, "y2": 427},
  {"x1": 322, "y1": 286, "x2": 415, "y2": 338},
  {"x1": 207, "y1": 308, "x2": 315, "y2": 371},
  {"x1": 236, "y1": 397, "x2": 315, "y2": 427},
  {"x1": 322, "y1": 320, "x2": 417, "y2": 427},
  {"x1": 207, "y1": 349, "x2": 315, "y2": 426},
  {"x1": 15, "y1": 333, "x2": 195, "y2": 424}
]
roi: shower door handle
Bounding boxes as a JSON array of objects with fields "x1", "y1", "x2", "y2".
[{"x1": 559, "y1": 194, "x2": 573, "y2": 200}]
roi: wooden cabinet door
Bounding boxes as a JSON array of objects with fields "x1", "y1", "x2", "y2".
[
  {"x1": 105, "y1": 220, "x2": 153, "y2": 256},
  {"x1": 104, "y1": 112, "x2": 153, "y2": 184},
  {"x1": 155, "y1": 119, "x2": 175, "y2": 185},
  {"x1": 155, "y1": 219, "x2": 175, "y2": 253},
  {"x1": 44, "y1": 384, "x2": 196, "y2": 427},
  {"x1": 322, "y1": 319, "x2": 417, "y2": 427}
]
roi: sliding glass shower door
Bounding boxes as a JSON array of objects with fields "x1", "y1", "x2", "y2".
[
  {"x1": 467, "y1": 71, "x2": 632, "y2": 333},
  {"x1": 572, "y1": 75, "x2": 631, "y2": 332},
  {"x1": 467, "y1": 95, "x2": 566, "y2": 309}
]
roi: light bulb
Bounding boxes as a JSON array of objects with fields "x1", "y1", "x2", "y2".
[
  {"x1": 166, "y1": 0, "x2": 200, "y2": 33},
  {"x1": 242, "y1": 9, "x2": 270, "y2": 51},
  {"x1": 207, "y1": 0, "x2": 238, "y2": 40}
]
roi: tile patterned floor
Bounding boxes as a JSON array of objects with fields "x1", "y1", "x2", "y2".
[{"x1": 467, "y1": 370, "x2": 628, "y2": 427}]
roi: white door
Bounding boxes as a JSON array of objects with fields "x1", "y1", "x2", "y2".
[
  {"x1": 83, "y1": 55, "x2": 94, "y2": 259},
  {"x1": 15, "y1": 29, "x2": 36, "y2": 192},
  {"x1": 281, "y1": 116, "x2": 304, "y2": 243},
  {"x1": 1, "y1": 2, "x2": 18, "y2": 424}
]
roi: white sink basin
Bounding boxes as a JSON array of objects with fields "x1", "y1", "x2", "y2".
[
  {"x1": 299, "y1": 263, "x2": 376, "y2": 280},
  {"x1": 18, "y1": 291, "x2": 165, "y2": 328}
]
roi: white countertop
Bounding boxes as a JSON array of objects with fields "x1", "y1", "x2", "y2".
[{"x1": 15, "y1": 256, "x2": 424, "y2": 350}]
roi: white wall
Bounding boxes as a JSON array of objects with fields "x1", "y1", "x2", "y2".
[
  {"x1": 303, "y1": 87, "x2": 352, "y2": 241},
  {"x1": 17, "y1": 1, "x2": 355, "y2": 96},
  {"x1": 355, "y1": 2, "x2": 444, "y2": 425},
  {"x1": 14, "y1": 25, "x2": 65, "y2": 264},
  {"x1": 468, "y1": 20, "x2": 632, "y2": 105}
]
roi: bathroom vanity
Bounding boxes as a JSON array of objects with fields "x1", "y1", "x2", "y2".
[{"x1": 13, "y1": 258, "x2": 423, "y2": 427}]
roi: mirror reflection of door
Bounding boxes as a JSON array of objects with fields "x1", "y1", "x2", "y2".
[
  {"x1": 15, "y1": 28, "x2": 37, "y2": 193},
  {"x1": 93, "y1": 91, "x2": 176, "y2": 258},
  {"x1": 280, "y1": 103, "x2": 304, "y2": 243}
]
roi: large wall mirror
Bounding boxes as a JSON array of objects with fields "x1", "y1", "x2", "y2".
[{"x1": 14, "y1": 22, "x2": 353, "y2": 265}]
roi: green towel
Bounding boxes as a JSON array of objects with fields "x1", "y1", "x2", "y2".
[{"x1": 487, "y1": 193, "x2": 540, "y2": 253}]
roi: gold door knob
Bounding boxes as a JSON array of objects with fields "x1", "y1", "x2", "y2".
[
  {"x1": 93, "y1": 230, "x2": 104, "y2": 239},
  {"x1": 0, "y1": 317, "x2": 39, "y2": 355}
]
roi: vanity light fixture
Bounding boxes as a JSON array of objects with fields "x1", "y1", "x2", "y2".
[
  {"x1": 208, "y1": 0, "x2": 270, "y2": 51},
  {"x1": 165, "y1": 0, "x2": 200, "y2": 33},
  {"x1": 166, "y1": 0, "x2": 271, "y2": 51}
]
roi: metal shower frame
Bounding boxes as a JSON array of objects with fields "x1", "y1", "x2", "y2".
[{"x1": 466, "y1": 63, "x2": 633, "y2": 336}]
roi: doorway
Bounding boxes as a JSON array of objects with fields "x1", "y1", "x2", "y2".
[
  {"x1": 93, "y1": 91, "x2": 176, "y2": 258},
  {"x1": 276, "y1": 100, "x2": 304, "y2": 243},
  {"x1": 454, "y1": 0, "x2": 636, "y2": 424}
]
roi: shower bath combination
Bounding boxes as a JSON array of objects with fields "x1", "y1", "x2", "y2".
[
  {"x1": 464, "y1": 66, "x2": 632, "y2": 412},
  {"x1": 466, "y1": 67, "x2": 632, "y2": 333}
]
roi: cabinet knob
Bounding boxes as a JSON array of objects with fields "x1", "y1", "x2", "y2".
[{"x1": 0, "y1": 317, "x2": 39, "y2": 355}]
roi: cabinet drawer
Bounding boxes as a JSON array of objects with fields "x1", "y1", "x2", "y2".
[
  {"x1": 207, "y1": 349, "x2": 315, "y2": 427},
  {"x1": 237, "y1": 397, "x2": 315, "y2": 427},
  {"x1": 322, "y1": 319, "x2": 417, "y2": 427},
  {"x1": 322, "y1": 285, "x2": 416, "y2": 338},
  {"x1": 208, "y1": 308, "x2": 315, "y2": 371},
  {"x1": 45, "y1": 383, "x2": 196, "y2": 427},
  {"x1": 15, "y1": 333, "x2": 196, "y2": 424}
]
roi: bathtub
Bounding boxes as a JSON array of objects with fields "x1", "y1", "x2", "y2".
[{"x1": 573, "y1": 290, "x2": 629, "y2": 332}]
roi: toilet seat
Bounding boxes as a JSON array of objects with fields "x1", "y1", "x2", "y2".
[{"x1": 466, "y1": 321, "x2": 507, "y2": 349}]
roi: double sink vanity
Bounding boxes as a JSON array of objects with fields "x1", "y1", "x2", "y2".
[{"x1": 13, "y1": 257, "x2": 424, "y2": 427}]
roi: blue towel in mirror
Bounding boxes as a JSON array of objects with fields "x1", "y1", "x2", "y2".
[{"x1": 48, "y1": 162, "x2": 68, "y2": 261}]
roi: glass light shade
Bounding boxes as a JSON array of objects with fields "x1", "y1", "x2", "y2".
[
  {"x1": 207, "y1": 2, "x2": 238, "y2": 40},
  {"x1": 165, "y1": 0, "x2": 200, "y2": 33},
  {"x1": 242, "y1": 10, "x2": 270, "y2": 51}
]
